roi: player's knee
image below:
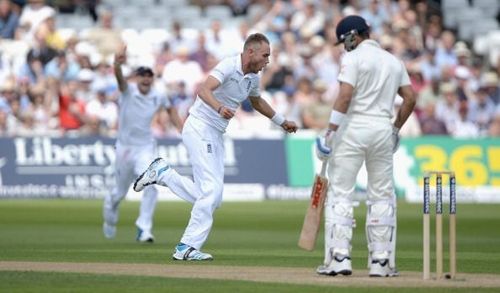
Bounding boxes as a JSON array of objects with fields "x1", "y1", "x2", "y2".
[
  {"x1": 199, "y1": 183, "x2": 223, "y2": 210},
  {"x1": 326, "y1": 200, "x2": 356, "y2": 231}
]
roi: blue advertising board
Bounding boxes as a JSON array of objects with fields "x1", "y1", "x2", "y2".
[{"x1": 0, "y1": 137, "x2": 288, "y2": 199}]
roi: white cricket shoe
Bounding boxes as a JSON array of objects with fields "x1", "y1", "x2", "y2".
[
  {"x1": 136, "y1": 228, "x2": 155, "y2": 243},
  {"x1": 102, "y1": 194, "x2": 118, "y2": 239},
  {"x1": 316, "y1": 255, "x2": 352, "y2": 276},
  {"x1": 369, "y1": 259, "x2": 399, "y2": 277},
  {"x1": 133, "y1": 158, "x2": 170, "y2": 192},
  {"x1": 172, "y1": 243, "x2": 213, "y2": 261}
]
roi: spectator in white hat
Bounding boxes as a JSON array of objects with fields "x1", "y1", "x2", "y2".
[
  {"x1": 454, "y1": 66, "x2": 473, "y2": 102},
  {"x1": 435, "y1": 82, "x2": 460, "y2": 131},
  {"x1": 454, "y1": 41, "x2": 471, "y2": 67},
  {"x1": 75, "y1": 68, "x2": 95, "y2": 102},
  {"x1": 18, "y1": 0, "x2": 55, "y2": 42},
  {"x1": 481, "y1": 72, "x2": 500, "y2": 104}
]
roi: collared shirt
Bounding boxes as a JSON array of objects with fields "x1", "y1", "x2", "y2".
[
  {"x1": 189, "y1": 55, "x2": 260, "y2": 132},
  {"x1": 117, "y1": 83, "x2": 171, "y2": 146},
  {"x1": 338, "y1": 39, "x2": 411, "y2": 118}
]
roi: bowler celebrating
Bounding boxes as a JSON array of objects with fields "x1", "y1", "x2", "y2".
[{"x1": 133, "y1": 33, "x2": 298, "y2": 261}]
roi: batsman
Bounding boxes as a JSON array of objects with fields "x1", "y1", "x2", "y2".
[{"x1": 315, "y1": 15, "x2": 416, "y2": 277}]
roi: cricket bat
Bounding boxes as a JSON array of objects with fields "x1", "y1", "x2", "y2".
[{"x1": 298, "y1": 161, "x2": 328, "y2": 251}]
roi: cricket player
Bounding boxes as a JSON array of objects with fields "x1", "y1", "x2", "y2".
[
  {"x1": 102, "y1": 45, "x2": 183, "y2": 242},
  {"x1": 133, "y1": 33, "x2": 298, "y2": 260},
  {"x1": 315, "y1": 15, "x2": 416, "y2": 277}
]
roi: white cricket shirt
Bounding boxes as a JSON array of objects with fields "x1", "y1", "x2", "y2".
[
  {"x1": 117, "y1": 83, "x2": 171, "y2": 146},
  {"x1": 338, "y1": 40, "x2": 411, "y2": 118},
  {"x1": 189, "y1": 55, "x2": 260, "y2": 132}
]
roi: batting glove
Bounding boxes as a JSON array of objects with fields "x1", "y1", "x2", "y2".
[
  {"x1": 316, "y1": 130, "x2": 335, "y2": 161},
  {"x1": 392, "y1": 126, "x2": 400, "y2": 153}
]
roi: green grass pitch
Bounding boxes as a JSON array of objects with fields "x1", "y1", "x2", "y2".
[{"x1": 0, "y1": 199, "x2": 499, "y2": 292}]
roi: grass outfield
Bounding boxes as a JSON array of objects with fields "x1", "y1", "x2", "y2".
[{"x1": 0, "y1": 199, "x2": 499, "y2": 292}]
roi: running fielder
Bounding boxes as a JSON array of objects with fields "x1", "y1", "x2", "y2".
[
  {"x1": 133, "y1": 33, "x2": 298, "y2": 260},
  {"x1": 315, "y1": 15, "x2": 416, "y2": 277},
  {"x1": 102, "y1": 45, "x2": 183, "y2": 242}
]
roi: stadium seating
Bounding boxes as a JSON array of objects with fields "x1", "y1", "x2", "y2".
[
  {"x1": 442, "y1": 0, "x2": 469, "y2": 28},
  {"x1": 472, "y1": 0, "x2": 499, "y2": 18},
  {"x1": 205, "y1": 5, "x2": 233, "y2": 20}
]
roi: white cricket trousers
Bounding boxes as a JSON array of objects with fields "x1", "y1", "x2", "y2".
[
  {"x1": 326, "y1": 115, "x2": 395, "y2": 260},
  {"x1": 112, "y1": 142, "x2": 158, "y2": 234},
  {"x1": 158, "y1": 115, "x2": 224, "y2": 250}
]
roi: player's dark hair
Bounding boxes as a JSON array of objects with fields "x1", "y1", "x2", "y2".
[
  {"x1": 135, "y1": 66, "x2": 154, "y2": 77},
  {"x1": 244, "y1": 33, "x2": 270, "y2": 51}
]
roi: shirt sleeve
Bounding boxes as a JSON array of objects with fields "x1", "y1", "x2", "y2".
[
  {"x1": 120, "y1": 83, "x2": 132, "y2": 102},
  {"x1": 209, "y1": 58, "x2": 233, "y2": 84},
  {"x1": 399, "y1": 62, "x2": 411, "y2": 87},
  {"x1": 248, "y1": 76, "x2": 260, "y2": 97},
  {"x1": 337, "y1": 53, "x2": 358, "y2": 87}
]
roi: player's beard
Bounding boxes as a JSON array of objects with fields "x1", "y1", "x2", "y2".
[{"x1": 254, "y1": 61, "x2": 265, "y2": 73}]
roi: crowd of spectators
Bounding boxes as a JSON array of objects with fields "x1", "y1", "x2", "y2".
[{"x1": 0, "y1": 0, "x2": 499, "y2": 139}]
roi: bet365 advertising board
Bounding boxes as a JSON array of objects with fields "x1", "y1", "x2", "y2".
[{"x1": 285, "y1": 136, "x2": 500, "y2": 203}]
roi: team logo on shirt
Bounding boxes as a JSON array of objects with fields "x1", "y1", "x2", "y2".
[
  {"x1": 207, "y1": 143, "x2": 212, "y2": 153},
  {"x1": 246, "y1": 80, "x2": 252, "y2": 92}
]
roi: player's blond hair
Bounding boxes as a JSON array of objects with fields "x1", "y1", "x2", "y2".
[{"x1": 243, "y1": 33, "x2": 269, "y2": 51}]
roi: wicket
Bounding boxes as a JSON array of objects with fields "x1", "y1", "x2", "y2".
[{"x1": 423, "y1": 171, "x2": 456, "y2": 280}]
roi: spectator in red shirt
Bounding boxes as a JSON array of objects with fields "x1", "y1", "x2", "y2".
[{"x1": 58, "y1": 81, "x2": 86, "y2": 132}]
